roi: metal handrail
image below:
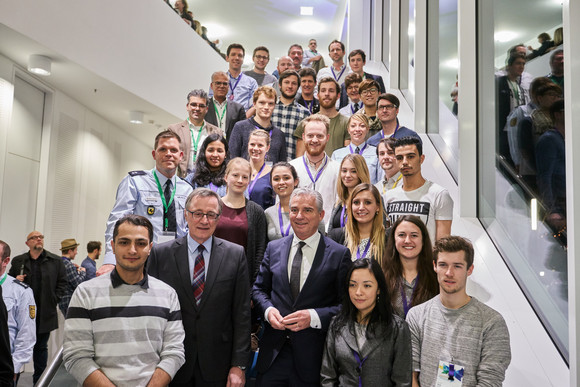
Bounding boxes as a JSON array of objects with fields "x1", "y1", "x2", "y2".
[{"x1": 36, "y1": 347, "x2": 64, "y2": 387}]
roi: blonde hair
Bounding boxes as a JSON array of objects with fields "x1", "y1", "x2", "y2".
[
  {"x1": 336, "y1": 154, "x2": 371, "y2": 205},
  {"x1": 249, "y1": 129, "x2": 271, "y2": 147},
  {"x1": 225, "y1": 157, "x2": 251, "y2": 178},
  {"x1": 348, "y1": 112, "x2": 371, "y2": 130},
  {"x1": 344, "y1": 183, "x2": 385, "y2": 261}
]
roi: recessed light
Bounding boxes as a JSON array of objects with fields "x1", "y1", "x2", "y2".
[
  {"x1": 129, "y1": 111, "x2": 144, "y2": 124},
  {"x1": 28, "y1": 55, "x2": 52, "y2": 76},
  {"x1": 301, "y1": 6, "x2": 313, "y2": 16}
]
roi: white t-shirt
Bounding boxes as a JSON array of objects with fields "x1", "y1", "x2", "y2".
[
  {"x1": 383, "y1": 180, "x2": 453, "y2": 243},
  {"x1": 290, "y1": 154, "x2": 339, "y2": 226}
]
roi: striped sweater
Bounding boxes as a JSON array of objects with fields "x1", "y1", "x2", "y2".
[{"x1": 63, "y1": 271, "x2": 185, "y2": 386}]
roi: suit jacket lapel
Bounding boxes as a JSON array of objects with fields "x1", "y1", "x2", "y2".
[
  {"x1": 175, "y1": 237, "x2": 196, "y2": 308},
  {"x1": 199, "y1": 237, "x2": 224, "y2": 309},
  {"x1": 299, "y1": 233, "x2": 327, "y2": 295},
  {"x1": 205, "y1": 100, "x2": 218, "y2": 123},
  {"x1": 277, "y1": 236, "x2": 293, "y2": 297}
]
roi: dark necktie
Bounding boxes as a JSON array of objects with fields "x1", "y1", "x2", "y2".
[
  {"x1": 164, "y1": 179, "x2": 176, "y2": 232},
  {"x1": 354, "y1": 102, "x2": 360, "y2": 112},
  {"x1": 290, "y1": 241, "x2": 306, "y2": 300},
  {"x1": 192, "y1": 245, "x2": 205, "y2": 305},
  {"x1": 355, "y1": 146, "x2": 360, "y2": 154}
]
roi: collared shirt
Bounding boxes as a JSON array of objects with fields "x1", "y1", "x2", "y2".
[
  {"x1": 330, "y1": 141, "x2": 379, "y2": 184},
  {"x1": 80, "y1": 257, "x2": 96, "y2": 280},
  {"x1": 375, "y1": 171, "x2": 403, "y2": 197},
  {"x1": 338, "y1": 101, "x2": 361, "y2": 117},
  {"x1": 59, "y1": 256, "x2": 87, "y2": 314},
  {"x1": 271, "y1": 99, "x2": 311, "y2": 160},
  {"x1": 317, "y1": 64, "x2": 351, "y2": 85},
  {"x1": 110, "y1": 267, "x2": 149, "y2": 289},
  {"x1": 186, "y1": 234, "x2": 213, "y2": 285},
  {"x1": 186, "y1": 120, "x2": 211, "y2": 172},
  {"x1": 224, "y1": 71, "x2": 259, "y2": 111},
  {"x1": 212, "y1": 97, "x2": 228, "y2": 131}
]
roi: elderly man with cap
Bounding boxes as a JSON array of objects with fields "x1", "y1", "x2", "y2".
[{"x1": 58, "y1": 238, "x2": 87, "y2": 316}]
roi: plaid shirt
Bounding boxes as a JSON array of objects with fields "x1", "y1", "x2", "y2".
[
  {"x1": 59, "y1": 257, "x2": 87, "y2": 315},
  {"x1": 271, "y1": 99, "x2": 310, "y2": 160}
]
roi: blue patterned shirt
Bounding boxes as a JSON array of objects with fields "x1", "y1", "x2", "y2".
[{"x1": 59, "y1": 257, "x2": 87, "y2": 315}]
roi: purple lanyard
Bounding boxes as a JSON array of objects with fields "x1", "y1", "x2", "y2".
[
  {"x1": 305, "y1": 100, "x2": 314, "y2": 113},
  {"x1": 380, "y1": 120, "x2": 399, "y2": 139},
  {"x1": 350, "y1": 103, "x2": 358, "y2": 115},
  {"x1": 348, "y1": 143, "x2": 368, "y2": 155},
  {"x1": 302, "y1": 155, "x2": 328, "y2": 189},
  {"x1": 247, "y1": 163, "x2": 266, "y2": 196},
  {"x1": 340, "y1": 205, "x2": 347, "y2": 228},
  {"x1": 331, "y1": 65, "x2": 347, "y2": 82},
  {"x1": 352, "y1": 350, "x2": 368, "y2": 387},
  {"x1": 401, "y1": 274, "x2": 419, "y2": 317},
  {"x1": 228, "y1": 73, "x2": 242, "y2": 100},
  {"x1": 278, "y1": 204, "x2": 292, "y2": 237},
  {"x1": 356, "y1": 241, "x2": 371, "y2": 260},
  {"x1": 253, "y1": 125, "x2": 273, "y2": 138},
  {"x1": 209, "y1": 183, "x2": 218, "y2": 192}
]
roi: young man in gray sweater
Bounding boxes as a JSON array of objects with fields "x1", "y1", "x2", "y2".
[{"x1": 406, "y1": 236, "x2": 511, "y2": 387}]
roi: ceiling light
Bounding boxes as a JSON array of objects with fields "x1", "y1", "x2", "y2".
[
  {"x1": 301, "y1": 6, "x2": 313, "y2": 16},
  {"x1": 28, "y1": 55, "x2": 52, "y2": 76},
  {"x1": 129, "y1": 111, "x2": 144, "y2": 124},
  {"x1": 494, "y1": 31, "x2": 518, "y2": 43},
  {"x1": 290, "y1": 20, "x2": 325, "y2": 36}
]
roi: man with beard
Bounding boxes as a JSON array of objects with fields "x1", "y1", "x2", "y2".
[
  {"x1": 290, "y1": 115, "x2": 340, "y2": 225},
  {"x1": 296, "y1": 68, "x2": 320, "y2": 114},
  {"x1": 9, "y1": 231, "x2": 66, "y2": 384},
  {"x1": 288, "y1": 44, "x2": 304, "y2": 72},
  {"x1": 272, "y1": 56, "x2": 295, "y2": 97},
  {"x1": 294, "y1": 77, "x2": 350, "y2": 157},
  {"x1": 317, "y1": 40, "x2": 351, "y2": 86},
  {"x1": 205, "y1": 71, "x2": 246, "y2": 139},
  {"x1": 374, "y1": 137, "x2": 403, "y2": 194},
  {"x1": 271, "y1": 70, "x2": 311, "y2": 160},
  {"x1": 368, "y1": 93, "x2": 420, "y2": 147}
]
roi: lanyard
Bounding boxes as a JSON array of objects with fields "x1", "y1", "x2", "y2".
[
  {"x1": 188, "y1": 120, "x2": 204, "y2": 163},
  {"x1": 401, "y1": 273, "x2": 419, "y2": 317},
  {"x1": 349, "y1": 143, "x2": 368, "y2": 155},
  {"x1": 0, "y1": 272, "x2": 7, "y2": 286},
  {"x1": 278, "y1": 204, "x2": 292, "y2": 237},
  {"x1": 331, "y1": 65, "x2": 347, "y2": 82},
  {"x1": 352, "y1": 350, "x2": 368, "y2": 387},
  {"x1": 350, "y1": 103, "x2": 358, "y2": 115},
  {"x1": 229, "y1": 73, "x2": 243, "y2": 100},
  {"x1": 340, "y1": 205, "x2": 347, "y2": 228},
  {"x1": 253, "y1": 124, "x2": 273, "y2": 138},
  {"x1": 248, "y1": 163, "x2": 266, "y2": 196},
  {"x1": 356, "y1": 240, "x2": 371, "y2": 260},
  {"x1": 302, "y1": 155, "x2": 328, "y2": 189},
  {"x1": 153, "y1": 171, "x2": 177, "y2": 230},
  {"x1": 305, "y1": 99, "x2": 314, "y2": 113},
  {"x1": 383, "y1": 174, "x2": 403, "y2": 194},
  {"x1": 213, "y1": 102, "x2": 227, "y2": 128},
  {"x1": 508, "y1": 79, "x2": 522, "y2": 105},
  {"x1": 381, "y1": 121, "x2": 399, "y2": 139},
  {"x1": 209, "y1": 182, "x2": 218, "y2": 192}
]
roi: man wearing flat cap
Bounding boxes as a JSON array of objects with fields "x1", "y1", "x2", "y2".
[{"x1": 58, "y1": 238, "x2": 87, "y2": 316}]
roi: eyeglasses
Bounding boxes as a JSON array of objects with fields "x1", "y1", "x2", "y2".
[
  {"x1": 27, "y1": 235, "x2": 44, "y2": 241},
  {"x1": 189, "y1": 103, "x2": 207, "y2": 109},
  {"x1": 254, "y1": 55, "x2": 269, "y2": 61},
  {"x1": 186, "y1": 210, "x2": 220, "y2": 221},
  {"x1": 378, "y1": 104, "x2": 397, "y2": 111},
  {"x1": 213, "y1": 82, "x2": 228, "y2": 87},
  {"x1": 361, "y1": 88, "x2": 379, "y2": 96}
]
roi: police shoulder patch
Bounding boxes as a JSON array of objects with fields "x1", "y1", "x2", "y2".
[
  {"x1": 14, "y1": 279, "x2": 29, "y2": 289},
  {"x1": 147, "y1": 206, "x2": 155, "y2": 215},
  {"x1": 510, "y1": 117, "x2": 518, "y2": 127},
  {"x1": 29, "y1": 305, "x2": 36, "y2": 319},
  {"x1": 129, "y1": 170, "x2": 147, "y2": 177}
]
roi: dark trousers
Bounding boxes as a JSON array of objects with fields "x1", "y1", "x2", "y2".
[
  {"x1": 32, "y1": 332, "x2": 50, "y2": 384},
  {"x1": 256, "y1": 342, "x2": 318, "y2": 387},
  {"x1": 170, "y1": 358, "x2": 226, "y2": 387}
]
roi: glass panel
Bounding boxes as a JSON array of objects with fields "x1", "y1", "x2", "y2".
[
  {"x1": 382, "y1": 0, "x2": 391, "y2": 70},
  {"x1": 477, "y1": 0, "x2": 566, "y2": 360},
  {"x1": 401, "y1": 0, "x2": 415, "y2": 109},
  {"x1": 427, "y1": 0, "x2": 458, "y2": 180}
]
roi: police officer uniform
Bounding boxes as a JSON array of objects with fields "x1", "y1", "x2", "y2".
[
  {"x1": 1, "y1": 272, "x2": 36, "y2": 377},
  {"x1": 103, "y1": 168, "x2": 193, "y2": 265}
]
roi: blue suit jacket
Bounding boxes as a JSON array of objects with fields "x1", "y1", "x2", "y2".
[
  {"x1": 252, "y1": 233, "x2": 352, "y2": 383},
  {"x1": 339, "y1": 72, "x2": 387, "y2": 108}
]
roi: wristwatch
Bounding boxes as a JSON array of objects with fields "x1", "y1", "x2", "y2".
[{"x1": 236, "y1": 365, "x2": 247, "y2": 371}]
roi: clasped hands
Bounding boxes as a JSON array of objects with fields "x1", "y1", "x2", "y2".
[{"x1": 268, "y1": 308, "x2": 311, "y2": 332}]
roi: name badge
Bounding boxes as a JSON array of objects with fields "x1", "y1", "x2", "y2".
[
  {"x1": 157, "y1": 231, "x2": 176, "y2": 244},
  {"x1": 436, "y1": 360, "x2": 464, "y2": 387},
  {"x1": 229, "y1": 94, "x2": 234, "y2": 101}
]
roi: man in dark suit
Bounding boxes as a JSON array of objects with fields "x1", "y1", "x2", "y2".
[
  {"x1": 253, "y1": 188, "x2": 352, "y2": 386},
  {"x1": 205, "y1": 71, "x2": 246, "y2": 139},
  {"x1": 340, "y1": 49, "x2": 386, "y2": 108},
  {"x1": 147, "y1": 188, "x2": 251, "y2": 386}
]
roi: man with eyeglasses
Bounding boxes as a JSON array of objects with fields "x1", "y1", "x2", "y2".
[
  {"x1": 244, "y1": 46, "x2": 278, "y2": 87},
  {"x1": 358, "y1": 79, "x2": 382, "y2": 137},
  {"x1": 148, "y1": 188, "x2": 251, "y2": 387},
  {"x1": 368, "y1": 93, "x2": 420, "y2": 147},
  {"x1": 9, "y1": 231, "x2": 66, "y2": 384},
  {"x1": 205, "y1": 71, "x2": 246, "y2": 139},
  {"x1": 169, "y1": 89, "x2": 223, "y2": 178},
  {"x1": 338, "y1": 72, "x2": 363, "y2": 115}
]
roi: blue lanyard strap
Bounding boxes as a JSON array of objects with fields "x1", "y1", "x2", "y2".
[
  {"x1": 352, "y1": 350, "x2": 368, "y2": 387},
  {"x1": 278, "y1": 204, "x2": 292, "y2": 237},
  {"x1": 401, "y1": 273, "x2": 419, "y2": 317}
]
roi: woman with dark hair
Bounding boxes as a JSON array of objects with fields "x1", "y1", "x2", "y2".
[
  {"x1": 382, "y1": 215, "x2": 439, "y2": 318},
  {"x1": 321, "y1": 258, "x2": 412, "y2": 386},
  {"x1": 190, "y1": 133, "x2": 229, "y2": 196},
  {"x1": 174, "y1": 0, "x2": 194, "y2": 27}
]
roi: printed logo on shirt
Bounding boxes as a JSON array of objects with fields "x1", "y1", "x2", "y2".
[
  {"x1": 147, "y1": 206, "x2": 155, "y2": 215},
  {"x1": 386, "y1": 200, "x2": 430, "y2": 226}
]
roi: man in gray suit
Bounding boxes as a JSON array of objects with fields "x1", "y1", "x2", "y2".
[
  {"x1": 205, "y1": 71, "x2": 246, "y2": 139},
  {"x1": 147, "y1": 188, "x2": 251, "y2": 386}
]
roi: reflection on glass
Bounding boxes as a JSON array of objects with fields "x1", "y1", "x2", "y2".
[
  {"x1": 382, "y1": 0, "x2": 391, "y2": 70},
  {"x1": 478, "y1": 0, "x2": 567, "y2": 360}
]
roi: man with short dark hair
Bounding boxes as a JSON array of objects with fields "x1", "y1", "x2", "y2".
[
  {"x1": 64, "y1": 215, "x2": 186, "y2": 386},
  {"x1": 407, "y1": 236, "x2": 511, "y2": 387},
  {"x1": 244, "y1": 46, "x2": 278, "y2": 86},
  {"x1": 317, "y1": 40, "x2": 351, "y2": 86},
  {"x1": 288, "y1": 44, "x2": 304, "y2": 71},
  {"x1": 358, "y1": 79, "x2": 382, "y2": 136},
  {"x1": 338, "y1": 72, "x2": 363, "y2": 114},
  {"x1": 383, "y1": 136, "x2": 453, "y2": 243},
  {"x1": 169, "y1": 89, "x2": 223, "y2": 178},
  {"x1": 217, "y1": 43, "x2": 259, "y2": 113},
  {"x1": 368, "y1": 93, "x2": 420, "y2": 146},
  {"x1": 253, "y1": 188, "x2": 351, "y2": 386},
  {"x1": 271, "y1": 70, "x2": 311, "y2": 160},
  {"x1": 294, "y1": 77, "x2": 350, "y2": 157},
  {"x1": 347, "y1": 49, "x2": 386, "y2": 93},
  {"x1": 99, "y1": 130, "x2": 193, "y2": 274},
  {"x1": 58, "y1": 238, "x2": 87, "y2": 315},
  {"x1": 148, "y1": 189, "x2": 251, "y2": 386},
  {"x1": 8, "y1": 231, "x2": 66, "y2": 384},
  {"x1": 81, "y1": 241, "x2": 101, "y2": 280},
  {"x1": 205, "y1": 71, "x2": 246, "y2": 139},
  {"x1": 296, "y1": 67, "x2": 320, "y2": 114},
  {"x1": 547, "y1": 49, "x2": 564, "y2": 91},
  {"x1": 375, "y1": 137, "x2": 402, "y2": 193}
]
